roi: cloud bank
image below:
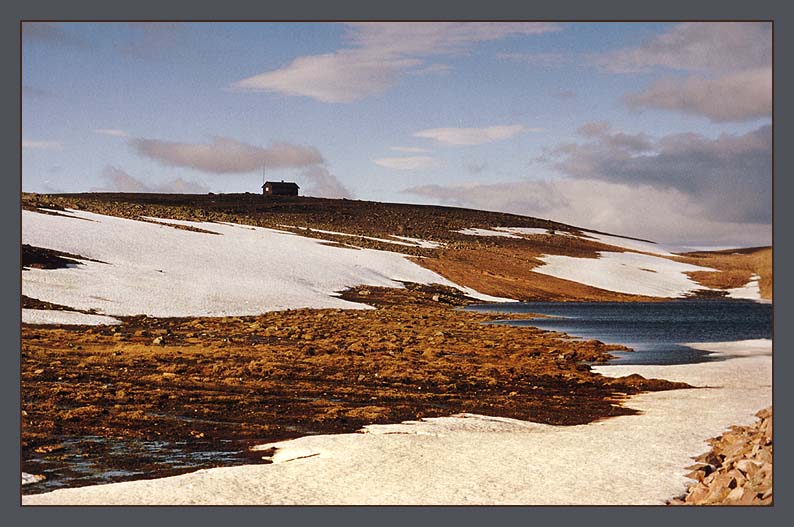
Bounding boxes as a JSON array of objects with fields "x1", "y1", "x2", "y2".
[
  {"x1": 405, "y1": 123, "x2": 771, "y2": 246},
  {"x1": 131, "y1": 136, "x2": 324, "y2": 174},
  {"x1": 130, "y1": 135, "x2": 351, "y2": 199},
  {"x1": 230, "y1": 22, "x2": 561, "y2": 102},
  {"x1": 600, "y1": 22, "x2": 771, "y2": 122},
  {"x1": 95, "y1": 166, "x2": 210, "y2": 194},
  {"x1": 623, "y1": 68, "x2": 772, "y2": 123}
]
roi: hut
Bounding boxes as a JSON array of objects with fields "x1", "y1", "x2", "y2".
[{"x1": 262, "y1": 180, "x2": 299, "y2": 197}]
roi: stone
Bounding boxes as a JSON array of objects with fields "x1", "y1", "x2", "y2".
[
  {"x1": 725, "y1": 486, "x2": 745, "y2": 503},
  {"x1": 152, "y1": 336, "x2": 165, "y2": 346},
  {"x1": 735, "y1": 459, "x2": 760, "y2": 478}
]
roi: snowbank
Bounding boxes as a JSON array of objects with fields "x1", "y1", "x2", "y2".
[
  {"x1": 580, "y1": 231, "x2": 674, "y2": 256},
  {"x1": 389, "y1": 235, "x2": 443, "y2": 249},
  {"x1": 22, "y1": 209, "x2": 507, "y2": 322},
  {"x1": 725, "y1": 274, "x2": 762, "y2": 301},
  {"x1": 532, "y1": 251, "x2": 716, "y2": 298},
  {"x1": 22, "y1": 340, "x2": 771, "y2": 505},
  {"x1": 22, "y1": 309, "x2": 120, "y2": 326},
  {"x1": 454, "y1": 228, "x2": 521, "y2": 238},
  {"x1": 276, "y1": 225, "x2": 443, "y2": 249},
  {"x1": 494, "y1": 227, "x2": 576, "y2": 237}
]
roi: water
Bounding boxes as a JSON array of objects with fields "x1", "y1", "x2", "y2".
[
  {"x1": 466, "y1": 299, "x2": 772, "y2": 365},
  {"x1": 22, "y1": 435, "x2": 265, "y2": 495}
]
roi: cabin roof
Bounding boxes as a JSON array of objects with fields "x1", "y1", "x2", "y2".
[{"x1": 262, "y1": 181, "x2": 300, "y2": 188}]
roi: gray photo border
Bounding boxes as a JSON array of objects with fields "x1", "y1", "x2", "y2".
[{"x1": 3, "y1": 0, "x2": 789, "y2": 525}]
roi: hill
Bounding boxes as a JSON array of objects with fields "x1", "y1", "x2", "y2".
[{"x1": 22, "y1": 192, "x2": 772, "y2": 304}]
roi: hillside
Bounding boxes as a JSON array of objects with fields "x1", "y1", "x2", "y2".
[
  {"x1": 20, "y1": 192, "x2": 772, "y2": 502},
  {"x1": 22, "y1": 192, "x2": 771, "y2": 305}
]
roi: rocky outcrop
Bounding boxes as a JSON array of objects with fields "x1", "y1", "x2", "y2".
[{"x1": 670, "y1": 407, "x2": 772, "y2": 505}]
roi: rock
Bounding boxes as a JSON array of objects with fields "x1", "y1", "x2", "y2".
[
  {"x1": 688, "y1": 482, "x2": 710, "y2": 502},
  {"x1": 725, "y1": 486, "x2": 745, "y2": 503},
  {"x1": 152, "y1": 336, "x2": 165, "y2": 346},
  {"x1": 735, "y1": 459, "x2": 760, "y2": 477},
  {"x1": 22, "y1": 473, "x2": 46, "y2": 486},
  {"x1": 677, "y1": 407, "x2": 772, "y2": 505}
]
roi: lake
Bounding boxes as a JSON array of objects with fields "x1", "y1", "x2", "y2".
[{"x1": 466, "y1": 300, "x2": 772, "y2": 365}]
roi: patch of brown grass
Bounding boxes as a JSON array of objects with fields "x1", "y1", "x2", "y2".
[
  {"x1": 676, "y1": 247, "x2": 772, "y2": 300},
  {"x1": 417, "y1": 247, "x2": 661, "y2": 302}
]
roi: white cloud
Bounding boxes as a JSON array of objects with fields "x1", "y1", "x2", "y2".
[
  {"x1": 403, "y1": 122, "x2": 772, "y2": 247},
  {"x1": 129, "y1": 135, "x2": 352, "y2": 199},
  {"x1": 95, "y1": 166, "x2": 210, "y2": 193},
  {"x1": 624, "y1": 67, "x2": 772, "y2": 122},
  {"x1": 599, "y1": 23, "x2": 772, "y2": 122},
  {"x1": 404, "y1": 178, "x2": 770, "y2": 247},
  {"x1": 93, "y1": 129, "x2": 129, "y2": 137},
  {"x1": 230, "y1": 22, "x2": 561, "y2": 102},
  {"x1": 597, "y1": 22, "x2": 771, "y2": 74},
  {"x1": 131, "y1": 136, "x2": 324, "y2": 174},
  {"x1": 391, "y1": 146, "x2": 430, "y2": 153},
  {"x1": 414, "y1": 124, "x2": 534, "y2": 146},
  {"x1": 300, "y1": 165, "x2": 353, "y2": 199},
  {"x1": 23, "y1": 140, "x2": 62, "y2": 150},
  {"x1": 542, "y1": 123, "x2": 771, "y2": 225},
  {"x1": 373, "y1": 156, "x2": 441, "y2": 170}
]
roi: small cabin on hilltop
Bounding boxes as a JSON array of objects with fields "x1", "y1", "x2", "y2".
[{"x1": 262, "y1": 180, "x2": 299, "y2": 197}]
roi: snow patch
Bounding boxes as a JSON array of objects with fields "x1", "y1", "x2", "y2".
[
  {"x1": 532, "y1": 251, "x2": 716, "y2": 298},
  {"x1": 580, "y1": 231, "x2": 674, "y2": 256},
  {"x1": 494, "y1": 227, "x2": 576, "y2": 237},
  {"x1": 22, "y1": 473, "x2": 46, "y2": 486},
  {"x1": 725, "y1": 274, "x2": 762, "y2": 301},
  {"x1": 289, "y1": 226, "x2": 421, "y2": 247},
  {"x1": 684, "y1": 339, "x2": 772, "y2": 357},
  {"x1": 22, "y1": 209, "x2": 507, "y2": 319},
  {"x1": 22, "y1": 309, "x2": 121, "y2": 326},
  {"x1": 454, "y1": 228, "x2": 521, "y2": 238},
  {"x1": 389, "y1": 235, "x2": 443, "y2": 249}
]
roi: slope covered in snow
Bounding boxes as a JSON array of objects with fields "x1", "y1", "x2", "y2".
[
  {"x1": 22, "y1": 209, "x2": 508, "y2": 322},
  {"x1": 532, "y1": 251, "x2": 717, "y2": 298}
]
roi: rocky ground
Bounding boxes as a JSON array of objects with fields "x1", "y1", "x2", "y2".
[
  {"x1": 21, "y1": 284, "x2": 692, "y2": 493},
  {"x1": 669, "y1": 407, "x2": 773, "y2": 505}
]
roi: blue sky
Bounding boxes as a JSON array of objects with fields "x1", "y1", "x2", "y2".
[{"x1": 22, "y1": 22, "x2": 771, "y2": 246}]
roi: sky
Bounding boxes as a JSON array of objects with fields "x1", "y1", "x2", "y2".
[{"x1": 22, "y1": 21, "x2": 772, "y2": 247}]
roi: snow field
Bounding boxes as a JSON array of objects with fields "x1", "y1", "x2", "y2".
[
  {"x1": 22, "y1": 209, "x2": 507, "y2": 323},
  {"x1": 532, "y1": 251, "x2": 717, "y2": 298}
]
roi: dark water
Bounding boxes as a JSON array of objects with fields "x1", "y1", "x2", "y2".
[
  {"x1": 22, "y1": 436, "x2": 268, "y2": 495},
  {"x1": 466, "y1": 300, "x2": 772, "y2": 365}
]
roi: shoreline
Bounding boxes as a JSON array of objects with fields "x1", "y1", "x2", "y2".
[
  {"x1": 23, "y1": 286, "x2": 692, "y2": 496},
  {"x1": 22, "y1": 327, "x2": 771, "y2": 504}
]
